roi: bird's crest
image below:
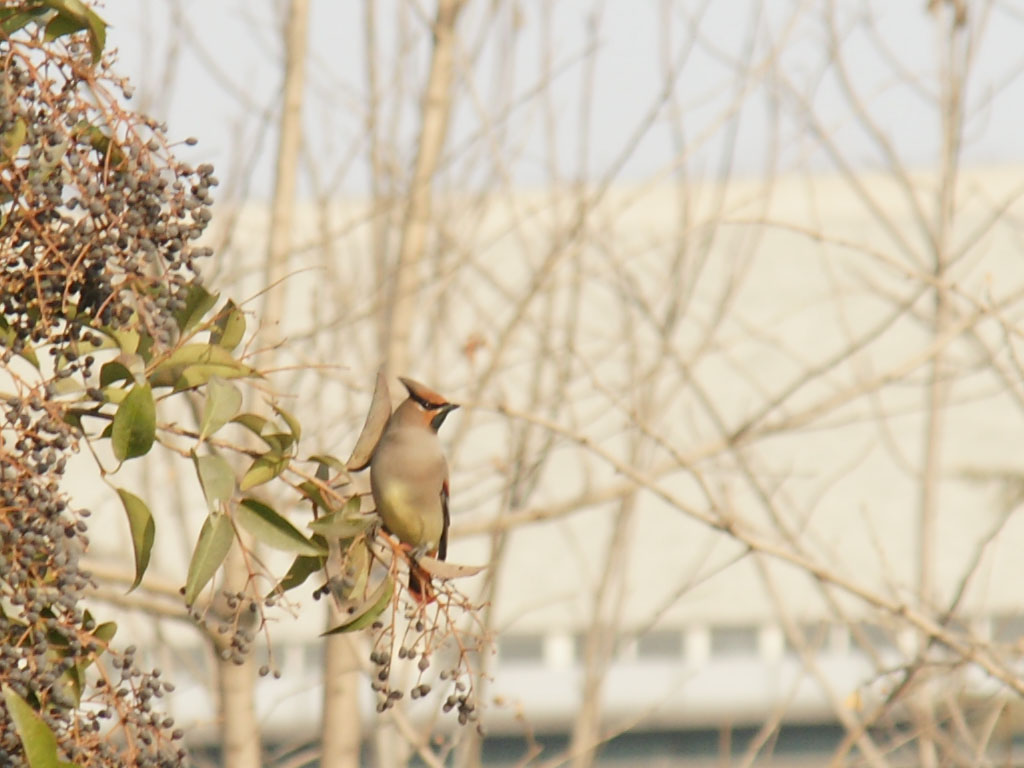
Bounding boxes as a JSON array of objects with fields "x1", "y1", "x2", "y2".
[{"x1": 399, "y1": 377, "x2": 450, "y2": 409}]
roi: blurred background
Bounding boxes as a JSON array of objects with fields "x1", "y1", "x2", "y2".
[{"x1": 73, "y1": 1, "x2": 1024, "y2": 766}]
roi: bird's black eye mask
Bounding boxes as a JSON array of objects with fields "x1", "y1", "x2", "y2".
[{"x1": 411, "y1": 393, "x2": 443, "y2": 411}]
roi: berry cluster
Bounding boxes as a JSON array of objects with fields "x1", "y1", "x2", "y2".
[
  {"x1": 193, "y1": 588, "x2": 280, "y2": 678},
  {"x1": 0, "y1": 394, "x2": 186, "y2": 767},
  {"x1": 1, "y1": 40, "x2": 215, "y2": 369},
  {"x1": 367, "y1": 602, "x2": 483, "y2": 728},
  {"x1": 2, "y1": 31, "x2": 216, "y2": 768}
]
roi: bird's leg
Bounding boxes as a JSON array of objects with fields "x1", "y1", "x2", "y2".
[
  {"x1": 373, "y1": 523, "x2": 407, "y2": 555},
  {"x1": 408, "y1": 543, "x2": 431, "y2": 561}
]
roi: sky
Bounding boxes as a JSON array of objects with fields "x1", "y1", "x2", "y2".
[{"x1": 97, "y1": 0, "x2": 1024, "y2": 201}]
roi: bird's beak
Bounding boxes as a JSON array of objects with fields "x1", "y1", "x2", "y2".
[{"x1": 430, "y1": 403, "x2": 459, "y2": 431}]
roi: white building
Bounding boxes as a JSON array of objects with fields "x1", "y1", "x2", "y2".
[{"x1": 74, "y1": 167, "x2": 1024, "y2": 764}]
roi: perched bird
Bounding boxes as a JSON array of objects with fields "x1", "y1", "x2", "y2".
[{"x1": 370, "y1": 377, "x2": 458, "y2": 602}]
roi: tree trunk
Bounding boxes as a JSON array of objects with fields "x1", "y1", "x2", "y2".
[
  {"x1": 914, "y1": 7, "x2": 965, "y2": 767},
  {"x1": 216, "y1": 545, "x2": 261, "y2": 768},
  {"x1": 321, "y1": 609, "x2": 363, "y2": 768},
  {"x1": 383, "y1": 0, "x2": 466, "y2": 375},
  {"x1": 262, "y1": 0, "x2": 310, "y2": 347}
]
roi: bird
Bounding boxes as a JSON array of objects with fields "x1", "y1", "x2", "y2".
[{"x1": 370, "y1": 377, "x2": 458, "y2": 603}]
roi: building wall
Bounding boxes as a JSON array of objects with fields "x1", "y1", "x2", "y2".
[{"x1": 60, "y1": 167, "x2": 1024, "y2": 746}]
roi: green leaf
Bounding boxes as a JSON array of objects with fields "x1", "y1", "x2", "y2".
[
  {"x1": 298, "y1": 481, "x2": 330, "y2": 512},
  {"x1": 1, "y1": 11, "x2": 44, "y2": 37},
  {"x1": 184, "y1": 513, "x2": 233, "y2": 606},
  {"x1": 62, "y1": 409, "x2": 83, "y2": 430},
  {"x1": 69, "y1": 329, "x2": 115, "y2": 355},
  {"x1": 111, "y1": 383, "x2": 155, "y2": 461},
  {"x1": 333, "y1": 539, "x2": 370, "y2": 601},
  {"x1": 260, "y1": 432, "x2": 295, "y2": 454},
  {"x1": 44, "y1": 11, "x2": 86, "y2": 41},
  {"x1": 174, "y1": 362, "x2": 251, "y2": 392},
  {"x1": 210, "y1": 300, "x2": 245, "y2": 350},
  {"x1": 343, "y1": 494, "x2": 362, "y2": 515},
  {"x1": 91, "y1": 621, "x2": 116, "y2": 648},
  {"x1": 239, "y1": 452, "x2": 288, "y2": 491},
  {"x1": 81, "y1": 124, "x2": 123, "y2": 165},
  {"x1": 308, "y1": 500, "x2": 372, "y2": 539},
  {"x1": 24, "y1": 133, "x2": 67, "y2": 188},
  {"x1": 310, "y1": 453, "x2": 345, "y2": 474},
  {"x1": 270, "y1": 554, "x2": 323, "y2": 596},
  {"x1": 0, "y1": 320, "x2": 40, "y2": 368},
  {"x1": 116, "y1": 489, "x2": 154, "y2": 592},
  {"x1": 56, "y1": 663, "x2": 84, "y2": 709},
  {"x1": 173, "y1": 284, "x2": 218, "y2": 333},
  {"x1": 199, "y1": 378, "x2": 242, "y2": 442},
  {"x1": 322, "y1": 575, "x2": 394, "y2": 635},
  {"x1": 49, "y1": 376, "x2": 82, "y2": 396},
  {"x1": 1, "y1": 116, "x2": 26, "y2": 158},
  {"x1": 236, "y1": 498, "x2": 323, "y2": 555},
  {"x1": 43, "y1": 0, "x2": 107, "y2": 60},
  {"x1": 43, "y1": 0, "x2": 90, "y2": 22},
  {"x1": 107, "y1": 329, "x2": 139, "y2": 354},
  {"x1": 231, "y1": 413, "x2": 269, "y2": 438},
  {"x1": 96, "y1": 329, "x2": 140, "y2": 356},
  {"x1": 2, "y1": 684, "x2": 62, "y2": 768},
  {"x1": 135, "y1": 332, "x2": 155, "y2": 363},
  {"x1": 100, "y1": 386, "x2": 128, "y2": 405},
  {"x1": 272, "y1": 403, "x2": 301, "y2": 441},
  {"x1": 99, "y1": 359, "x2": 134, "y2": 387},
  {"x1": 55, "y1": 616, "x2": 114, "y2": 707},
  {"x1": 82, "y1": 5, "x2": 106, "y2": 62},
  {"x1": 148, "y1": 343, "x2": 254, "y2": 390},
  {"x1": 192, "y1": 452, "x2": 235, "y2": 509},
  {"x1": 20, "y1": 343, "x2": 40, "y2": 369}
]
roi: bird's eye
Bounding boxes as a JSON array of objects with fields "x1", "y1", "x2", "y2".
[{"x1": 412, "y1": 393, "x2": 443, "y2": 410}]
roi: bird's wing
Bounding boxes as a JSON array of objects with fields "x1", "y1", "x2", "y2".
[{"x1": 438, "y1": 476, "x2": 450, "y2": 561}]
